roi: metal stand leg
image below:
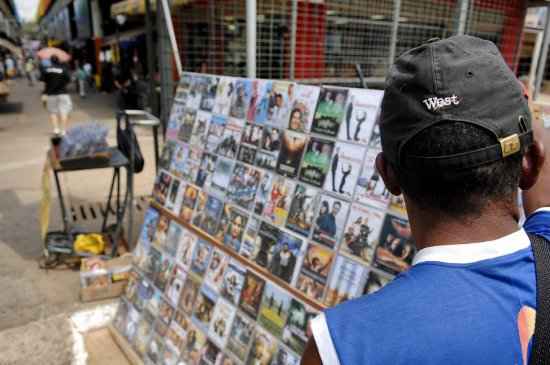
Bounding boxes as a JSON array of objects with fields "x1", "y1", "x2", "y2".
[
  {"x1": 153, "y1": 125, "x2": 159, "y2": 173},
  {"x1": 53, "y1": 171, "x2": 69, "y2": 233},
  {"x1": 102, "y1": 169, "x2": 119, "y2": 232}
]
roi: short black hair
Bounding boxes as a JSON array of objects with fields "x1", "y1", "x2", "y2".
[{"x1": 394, "y1": 122, "x2": 522, "y2": 217}]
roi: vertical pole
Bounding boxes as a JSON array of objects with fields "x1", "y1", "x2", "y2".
[
  {"x1": 145, "y1": 0, "x2": 158, "y2": 115},
  {"x1": 457, "y1": 0, "x2": 469, "y2": 35},
  {"x1": 388, "y1": 0, "x2": 401, "y2": 67},
  {"x1": 158, "y1": 0, "x2": 174, "y2": 139},
  {"x1": 160, "y1": 0, "x2": 183, "y2": 78},
  {"x1": 289, "y1": 0, "x2": 298, "y2": 80},
  {"x1": 535, "y1": 6, "x2": 550, "y2": 101},
  {"x1": 246, "y1": 0, "x2": 257, "y2": 78},
  {"x1": 530, "y1": 30, "x2": 543, "y2": 91}
]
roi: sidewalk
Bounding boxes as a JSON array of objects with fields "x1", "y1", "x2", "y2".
[{"x1": 0, "y1": 80, "x2": 159, "y2": 364}]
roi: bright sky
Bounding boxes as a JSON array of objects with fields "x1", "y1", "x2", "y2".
[{"x1": 15, "y1": 0, "x2": 40, "y2": 22}]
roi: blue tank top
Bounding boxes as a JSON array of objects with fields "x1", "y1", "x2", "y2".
[{"x1": 313, "y1": 209, "x2": 550, "y2": 365}]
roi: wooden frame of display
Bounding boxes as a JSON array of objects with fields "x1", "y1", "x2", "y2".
[{"x1": 151, "y1": 200, "x2": 326, "y2": 312}]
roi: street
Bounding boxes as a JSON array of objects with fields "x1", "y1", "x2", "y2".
[{"x1": 0, "y1": 79, "x2": 157, "y2": 364}]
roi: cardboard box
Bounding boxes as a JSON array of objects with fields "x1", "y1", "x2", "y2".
[{"x1": 80, "y1": 254, "x2": 133, "y2": 302}]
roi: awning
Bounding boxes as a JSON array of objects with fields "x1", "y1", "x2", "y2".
[
  {"x1": 0, "y1": 38, "x2": 22, "y2": 58},
  {"x1": 110, "y1": 0, "x2": 190, "y2": 17}
]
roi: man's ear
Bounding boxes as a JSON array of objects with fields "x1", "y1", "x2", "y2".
[
  {"x1": 375, "y1": 152, "x2": 402, "y2": 196},
  {"x1": 519, "y1": 139, "x2": 545, "y2": 190}
]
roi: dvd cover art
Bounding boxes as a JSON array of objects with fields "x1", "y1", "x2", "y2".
[
  {"x1": 255, "y1": 151, "x2": 276, "y2": 171},
  {"x1": 166, "y1": 102, "x2": 185, "y2": 140},
  {"x1": 240, "y1": 217, "x2": 261, "y2": 260},
  {"x1": 145, "y1": 288, "x2": 162, "y2": 319},
  {"x1": 286, "y1": 184, "x2": 319, "y2": 237},
  {"x1": 113, "y1": 298, "x2": 129, "y2": 334},
  {"x1": 253, "y1": 171, "x2": 273, "y2": 215},
  {"x1": 213, "y1": 77, "x2": 236, "y2": 116},
  {"x1": 190, "y1": 240, "x2": 213, "y2": 277},
  {"x1": 299, "y1": 138, "x2": 334, "y2": 187},
  {"x1": 196, "y1": 152, "x2": 218, "y2": 188},
  {"x1": 143, "y1": 246, "x2": 162, "y2": 282},
  {"x1": 159, "y1": 297, "x2": 176, "y2": 324},
  {"x1": 209, "y1": 157, "x2": 235, "y2": 198},
  {"x1": 192, "y1": 191, "x2": 208, "y2": 230},
  {"x1": 337, "y1": 88, "x2": 383, "y2": 143},
  {"x1": 220, "y1": 260, "x2": 247, "y2": 305},
  {"x1": 159, "y1": 140, "x2": 177, "y2": 171},
  {"x1": 247, "y1": 79, "x2": 263, "y2": 123},
  {"x1": 208, "y1": 298, "x2": 237, "y2": 348},
  {"x1": 177, "y1": 108, "x2": 197, "y2": 144},
  {"x1": 272, "y1": 344, "x2": 300, "y2": 365},
  {"x1": 324, "y1": 254, "x2": 369, "y2": 307},
  {"x1": 253, "y1": 80, "x2": 273, "y2": 124},
  {"x1": 246, "y1": 325, "x2": 277, "y2": 365},
  {"x1": 153, "y1": 170, "x2": 172, "y2": 205},
  {"x1": 295, "y1": 271, "x2": 325, "y2": 303},
  {"x1": 154, "y1": 253, "x2": 173, "y2": 292},
  {"x1": 241, "y1": 121, "x2": 263, "y2": 148},
  {"x1": 311, "y1": 87, "x2": 349, "y2": 137},
  {"x1": 174, "y1": 74, "x2": 192, "y2": 103},
  {"x1": 267, "y1": 81, "x2": 295, "y2": 128},
  {"x1": 134, "y1": 277, "x2": 155, "y2": 312},
  {"x1": 226, "y1": 163, "x2": 262, "y2": 210},
  {"x1": 179, "y1": 274, "x2": 201, "y2": 315},
  {"x1": 165, "y1": 177, "x2": 183, "y2": 214},
  {"x1": 253, "y1": 221, "x2": 280, "y2": 269},
  {"x1": 180, "y1": 322, "x2": 207, "y2": 365},
  {"x1": 185, "y1": 74, "x2": 203, "y2": 110},
  {"x1": 169, "y1": 142, "x2": 189, "y2": 178},
  {"x1": 180, "y1": 183, "x2": 199, "y2": 223},
  {"x1": 269, "y1": 231, "x2": 302, "y2": 284},
  {"x1": 341, "y1": 203, "x2": 385, "y2": 265},
  {"x1": 300, "y1": 243, "x2": 334, "y2": 285},
  {"x1": 281, "y1": 299, "x2": 317, "y2": 355},
  {"x1": 153, "y1": 215, "x2": 169, "y2": 251},
  {"x1": 373, "y1": 214, "x2": 415, "y2": 275},
  {"x1": 134, "y1": 310, "x2": 154, "y2": 356},
  {"x1": 200, "y1": 339, "x2": 222, "y2": 365},
  {"x1": 239, "y1": 271, "x2": 266, "y2": 319},
  {"x1": 368, "y1": 121, "x2": 381, "y2": 150},
  {"x1": 237, "y1": 145, "x2": 257, "y2": 165},
  {"x1": 363, "y1": 269, "x2": 393, "y2": 295},
  {"x1": 216, "y1": 117, "x2": 243, "y2": 159},
  {"x1": 135, "y1": 208, "x2": 159, "y2": 266},
  {"x1": 124, "y1": 270, "x2": 140, "y2": 305},
  {"x1": 191, "y1": 110, "x2": 211, "y2": 146},
  {"x1": 388, "y1": 194, "x2": 407, "y2": 217},
  {"x1": 198, "y1": 75, "x2": 219, "y2": 112},
  {"x1": 355, "y1": 147, "x2": 390, "y2": 210},
  {"x1": 311, "y1": 194, "x2": 350, "y2": 249},
  {"x1": 193, "y1": 284, "x2": 218, "y2": 333},
  {"x1": 176, "y1": 228, "x2": 197, "y2": 269},
  {"x1": 218, "y1": 205, "x2": 249, "y2": 252},
  {"x1": 172, "y1": 309, "x2": 190, "y2": 340},
  {"x1": 146, "y1": 330, "x2": 165, "y2": 364},
  {"x1": 229, "y1": 79, "x2": 252, "y2": 119},
  {"x1": 165, "y1": 220, "x2": 184, "y2": 257},
  {"x1": 287, "y1": 84, "x2": 320, "y2": 133},
  {"x1": 165, "y1": 264, "x2": 187, "y2": 306},
  {"x1": 227, "y1": 311, "x2": 256, "y2": 361},
  {"x1": 276, "y1": 130, "x2": 306, "y2": 178},
  {"x1": 257, "y1": 282, "x2": 292, "y2": 338},
  {"x1": 181, "y1": 158, "x2": 201, "y2": 186},
  {"x1": 326, "y1": 142, "x2": 365, "y2": 199},
  {"x1": 161, "y1": 342, "x2": 179, "y2": 365},
  {"x1": 263, "y1": 176, "x2": 295, "y2": 226},
  {"x1": 204, "y1": 248, "x2": 230, "y2": 292},
  {"x1": 193, "y1": 194, "x2": 224, "y2": 236},
  {"x1": 206, "y1": 115, "x2": 227, "y2": 153}
]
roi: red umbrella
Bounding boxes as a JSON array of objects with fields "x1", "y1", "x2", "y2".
[{"x1": 37, "y1": 47, "x2": 71, "y2": 63}]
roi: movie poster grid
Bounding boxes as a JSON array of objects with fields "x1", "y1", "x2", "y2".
[{"x1": 116, "y1": 73, "x2": 416, "y2": 363}]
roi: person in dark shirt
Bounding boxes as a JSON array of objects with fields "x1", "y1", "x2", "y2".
[
  {"x1": 114, "y1": 70, "x2": 138, "y2": 110},
  {"x1": 40, "y1": 56, "x2": 72, "y2": 135}
]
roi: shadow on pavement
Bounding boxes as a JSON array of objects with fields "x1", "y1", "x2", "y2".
[{"x1": 0, "y1": 102, "x2": 23, "y2": 114}]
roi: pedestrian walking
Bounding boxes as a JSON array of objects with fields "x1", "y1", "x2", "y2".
[
  {"x1": 25, "y1": 58, "x2": 35, "y2": 86},
  {"x1": 40, "y1": 55, "x2": 72, "y2": 135},
  {"x1": 303, "y1": 35, "x2": 550, "y2": 365},
  {"x1": 5, "y1": 56, "x2": 15, "y2": 79},
  {"x1": 76, "y1": 64, "x2": 87, "y2": 98}
]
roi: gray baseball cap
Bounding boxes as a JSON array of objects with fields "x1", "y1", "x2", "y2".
[{"x1": 380, "y1": 35, "x2": 533, "y2": 171}]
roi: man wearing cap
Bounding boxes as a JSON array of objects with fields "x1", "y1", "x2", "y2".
[{"x1": 301, "y1": 35, "x2": 550, "y2": 364}]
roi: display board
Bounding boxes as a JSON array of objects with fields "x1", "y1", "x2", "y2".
[{"x1": 113, "y1": 73, "x2": 415, "y2": 365}]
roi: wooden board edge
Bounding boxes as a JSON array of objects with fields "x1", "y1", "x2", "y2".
[{"x1": 107, "y1": 324, "x2": 145, "y2": 365}]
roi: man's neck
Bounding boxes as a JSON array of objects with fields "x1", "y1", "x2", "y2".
[{"x1": 409, "y1": 204, "x2": 520, "y2": 251}]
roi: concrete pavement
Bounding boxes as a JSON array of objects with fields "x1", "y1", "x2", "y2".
[{"x1": 0, "y1": 80, "x2": 159, "y2": 364}]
